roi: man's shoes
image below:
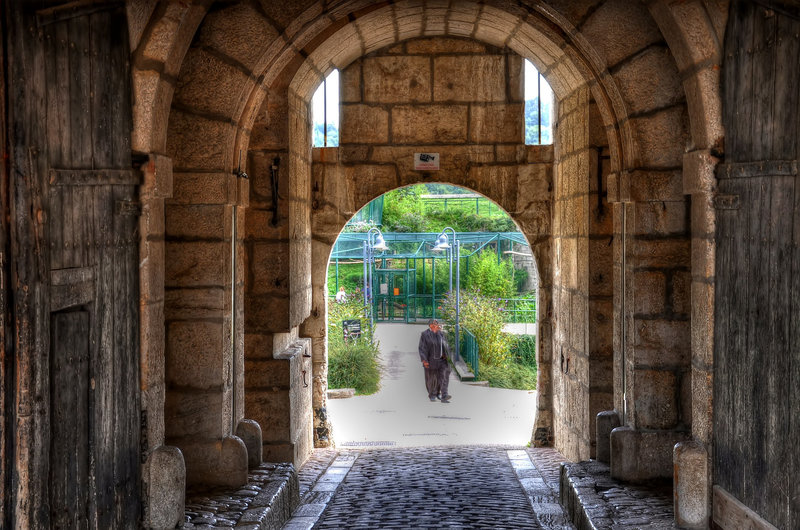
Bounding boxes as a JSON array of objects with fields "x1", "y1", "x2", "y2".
[
  {"x1": 429, "y1": 396, "x2": 437, "y2": 402},
  {"x1": 440, "y1": 395, "x2": 451, "y2": 403}
]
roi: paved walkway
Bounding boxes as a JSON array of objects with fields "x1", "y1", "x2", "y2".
[
  {"x1": 328, "y1": 324, "x2": 537, "y2": 447},
  {"x1": 284, "y1": 447, "x2": 574, "y2": 529}
]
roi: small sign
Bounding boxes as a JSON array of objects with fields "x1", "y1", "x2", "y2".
[
  {"x1": 380, "y1": 283, "x2": 389, "y2": 295},
  {"x1": 414, "y1": 153, "x2": 440, "y2": 171},
  {"x1": 342, "y1": 319, "x2": 362, "y2": 340}
]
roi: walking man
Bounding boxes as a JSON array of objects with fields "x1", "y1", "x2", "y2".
[{"x1": 418, "y1": 319, "x2": 452, "y2": 403}]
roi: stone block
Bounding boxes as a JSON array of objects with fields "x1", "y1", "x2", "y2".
[
  {"x1": 165, "y1": 389, "x2": 226, "y2": 439},
  {"x1": 180, "y1": 436, "x2": 248, "y2": 488},
  {"x1": 683, "y1": 149, "x2": 719, "y2": 195},
  {"x1": 166, "y1": 204, "x2": 228, "y2": 239},
  {"x1": 173, "y1": 47, "x2": 251, "y2": 119},
  {"x1": 340, "y1": 62, "x2": 362, "y2": 103},
  {"x1": 166, "y1": 321, "x2": 225, "y2": 388},
  {"x1": 362, "y1": 56, "x2": 431, "y2": 103},
  {"x1": 580, "y1": 0, "x2": 662, "y2": 69},
  {"x1": 433, "y1": 55, "x2": 506, "y2": 102},
  {"x1": 691, "y1": 366, "x2": 713, "y2": 444},
  {"x1": 143, "y1": 445, "x2": 185, "y2": 529},
  {"x1": 165, "y1": 241, "x2": 228, "y2": 287},
  {"x1": 469, "y1": 103, "x2": 524, "y2": 143},
  {"x1": 691, "y1": 193, "x2": 716, "y2": 237},
  {"x1": 634, "y1": 270, "x2": 666, "y2": 315},
  {"x1": 340, "y1": 104, "x2": 389, "y2": 144},
  {"x1": 143, "y1": 154, "x2": 174, "y2": 199},
  {"x1": 391, "y1": 104, "x2": 468, "y2": 144},
  {"x1": 236, "y1": 419, "x2": 263, "y2": 469},
  {"x1": 674, "y1": 441, "x2": 709, "y2": 529},
  {"x1": 246, "y1": 358, "x2": 290, "y2": 388},
  {"x1": 170, "y1": 172, "x2": 233, "y2": 205},
  {"x1": 345, "y1": 165, "x2": 398, "y2": 208},
  {"x1": 406, "y1": 37, "x2": 486, "y2": 54},
  {"x1": 672, "y1": 270, "x2": 691, "y2": 315},
  {"x1": 633, "y1": 200, "x2": 689, "y2": 236},
  {"x1": 195, "y1": 2, "x2": 279, "y2": 71},
  {"x1": 633, "y1": 369, "x2": 679, "y2": 429},
  {"x1": 692, "y1": 236, "x2": 715, "y2": 280},
  {"x1": 633, "y1": 238, "x2": 690, "y2": 269},
  {"x1": 629, "y1": 107, "x2": 689, "y2": 169},
  {"x1": 612, "y1": 45, "x2": 683, "y2": 115},
  {"x1": 165, "y1": 287, "x2": 225, "y2": 320},
  {"x1": 250, "y1": 241, "x2": 291, "y2": 295},
  {"x1": 467, "y1": 164, "x2": 519, "y2": 212},
  {"x1": 611, "y1": 427, "x2": 689, "y2": 481},
  {"x1": 247, "y1": 389, "x2": 291, "y2": 442}
]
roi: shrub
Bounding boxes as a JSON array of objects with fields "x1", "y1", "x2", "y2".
[
  {"x1": 439, "y1": 290, "x2": 514, "y2": 367},
  {"x1": 510, "y1": 335, "x2": 537, "y2": 368},
  {"x1": 465, "y1": 251, "x2": 515, "y2": 298},
  {"x1": 479, "y1": 361, "x2": 537, "y2": 390},
  {"x1": 327, "y1": 294, "x2": 381, "y2": 394}
]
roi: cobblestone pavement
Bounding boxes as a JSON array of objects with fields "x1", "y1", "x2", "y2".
[
  {"x1": 283, "y1": 446, "x2": 575, "y2": 530},
  {"x1": 560, "y1": 460, "x2": 675, "y2": 529},
  {"x1": 182, "y1": 463, "x2": 297, "y2": 529}
]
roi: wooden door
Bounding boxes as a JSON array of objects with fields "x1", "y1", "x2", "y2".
[
  {"x1": 714, "y1": 1, "x2": 800, "y2": 528},
  {"x1": 40, "y1": 2, "x2": 141, "y2": 527}
]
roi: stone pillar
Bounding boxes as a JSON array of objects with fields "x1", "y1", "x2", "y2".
[
  {"x1": 610, "y1": 426, "x2": 689, "y2": 481},
  {"x1": 164, "y1": 169, "x2": 247, "y2": 487},
  {"x1": 595, "y1": 410, "x2": 620, "y2": 464},
  {"x1": 245, "y1": 339, "x2": 314, "y2": 468},
  {"x1": 674, "y1": 441, "x2": 709, "y2": 528}
]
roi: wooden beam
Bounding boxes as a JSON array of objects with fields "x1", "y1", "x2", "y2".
[{"x1": 713, "y1": 486, "x2": 780, "y2": 530}]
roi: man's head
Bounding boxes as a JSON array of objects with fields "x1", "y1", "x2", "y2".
[{"x1": 428, "y1": 319, "x2": 441, "y2": 332}]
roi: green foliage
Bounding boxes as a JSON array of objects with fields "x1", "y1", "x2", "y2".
[
  {"x1": 440, "y1": 290, "x2": 514, "y2": 367},
  {"x1": 465, "y1": 252, "x2": 515, "y2": 298},
  {"x1": 380, "y1": 184, "x2": 515, "y2": 234},
  {"x1": 510, "y1": 334, "x2": 537, "y2": 368},
  {"x1": 479, "y1": 361, "x2": 537, "y2": 390},
  {"x1": 513, "y1": 267, "x2": 529, "y2": 293},
  {"x1": 327, "y1": 294, "x2": 381, "y2": 394},
  {"x1": 327, "y1": 263, "x2": 364, "y2": 294}
]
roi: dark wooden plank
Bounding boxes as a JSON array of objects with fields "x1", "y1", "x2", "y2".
[
  {"x1": 790, "y1": 149, "x2": 800, "y2": 530},
  {"x1": 45, "y1": 19, "x2": 71, "y2": 169},
  {"x1": 49, "y1": 311, "x2": 90, "y2": 529},
  {"x1": 762, "y1": 175, "x2": 792, "y2": 528},
  {"x1": 67, "y1": 14, "x2": 91, "y2": 169},
  {"x1": 722, "y1": 0, "x2": 743, "y2": 156},
  {"x1": 92, "y1": 184, "x2": 115, "y2": 530},
  {"x1": 772, "y1": 14, "x2": 800, "y2": 160},
  {"x1": 48, "y1": 188, "x2": 64, "y2": 271},
  {"x1": 89, "y1": 9, "x2": 113, "y2": 169},
  {"x1": 49, "y1": 168, "x2": 140, "y2": 186},
  {"x1": 750, "y1": 4, "x2": 777, "y2": 161}
]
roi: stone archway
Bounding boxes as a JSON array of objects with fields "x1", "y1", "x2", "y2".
[{"x1": 126, "y1": 0, "x2": 725, "y2": 522}]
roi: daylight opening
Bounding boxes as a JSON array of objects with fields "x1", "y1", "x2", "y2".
[
  {"x1": 312, "y1": 69, "x2": 340, "y2": 147},
  {"x1": 524, "y1": 60, "x2": 554, "y2": 145},
  {"x1": 325, "y1": 184, "x2": 538, "y2": 447}
]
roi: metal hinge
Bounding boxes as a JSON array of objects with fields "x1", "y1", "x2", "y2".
[
  {"x1": 713, "y1": 194, "x2": 740, "y2": 210},
  {"x1": 116, "y1": 200, "x2": 141, "y2": 216}
]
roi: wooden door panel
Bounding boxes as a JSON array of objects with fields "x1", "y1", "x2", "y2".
[{"x1": 49, "y1": 311, "x2": 90, "y2": 529}]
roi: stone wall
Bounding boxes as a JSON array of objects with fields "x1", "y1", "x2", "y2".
[
  {"x1": 301, "y1": 36, "x2": 555, "y2": 446},
  {"x1": 551, "y1": 88, "x2": 592, "y2": 462}
]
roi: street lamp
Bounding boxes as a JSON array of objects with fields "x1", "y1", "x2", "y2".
[
  {"x1": 433, "y1": 227, "x2": 460, "y2": 361},
  {"x1": 363, "y1": 228, "x2": 389, "y2": 328}
]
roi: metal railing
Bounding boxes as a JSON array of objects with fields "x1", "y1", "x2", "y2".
[
  {"x1": 462, "y1": 328, "x2": 479, "y2": 379},
  {"x1": 500, "y1": 298, "x2": 537, "y2": 323}
]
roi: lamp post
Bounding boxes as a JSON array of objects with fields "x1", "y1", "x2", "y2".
[
  {"x1": 433, "y1": 227, "x2": 460, "y2": 361},
  {"x1": 363, "y1": 228, "x2": 388, "y2": 329}
]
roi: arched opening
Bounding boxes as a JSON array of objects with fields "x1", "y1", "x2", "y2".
[{"x1": 324, "y1": 184, "x2": 540, "y2": 447}]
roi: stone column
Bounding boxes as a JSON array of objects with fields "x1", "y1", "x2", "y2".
[{"x1": 163, "y1": 169, "x2": 248, "y2": 487}]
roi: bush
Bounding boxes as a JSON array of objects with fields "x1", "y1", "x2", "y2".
[
  {"x1": 327, "y1": 294, "x2": 381, "y2": 394},
  {"x1": 465, "y1": 251, "x2": 515, "y2": 298},
  {"x1": 510, "y1": 335, "x2": 536, "y2": 368},
  {"x1": 439, "y1": 290, "x2": 514, "y2": 367},
  {"x1": 479, "y1": 361, "x2": 537, "y2": 390}
]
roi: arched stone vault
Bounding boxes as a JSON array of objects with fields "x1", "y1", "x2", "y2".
[{"x1": 127, "y1": 0, "x2": 725, "y2": 523}]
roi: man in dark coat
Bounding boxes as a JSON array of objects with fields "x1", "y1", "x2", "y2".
[{"x1": 418, "y1": 319, "x2": 452, "y2": 403}]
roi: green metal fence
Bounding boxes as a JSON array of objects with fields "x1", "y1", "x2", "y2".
[
  {"x1": 501, "y1": 298, "x2": 537, "y2": 323},
  {"x1": 462, "y1": 328, "x2": 480, "y2": 378}
]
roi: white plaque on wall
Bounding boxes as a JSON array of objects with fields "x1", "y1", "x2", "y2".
[{"x1": 414, "y1": 153, "x2": 440, "y2": 170}]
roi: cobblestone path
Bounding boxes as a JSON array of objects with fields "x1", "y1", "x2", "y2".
[{"x1": 285, "y1": 446, "x2": 574, "y2": 529}]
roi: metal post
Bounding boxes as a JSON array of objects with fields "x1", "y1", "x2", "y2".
[
  {"x1": 362, "y1": 241, "x2": 368, "y2": 311},
  {"x1": 432, "y1": 256, "x2": 436, "y2": 319},
  {"x1": 455, "y1": 238, "x2": 461, "y2": 362}
]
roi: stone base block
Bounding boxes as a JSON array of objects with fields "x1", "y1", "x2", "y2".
[
  {"x1": 674, "y1": 441, "x2": 709, "y2": 528},
  {"x1": 263, "y1": 442, "x2": 295, "y2": 463},
  {"x1": 596, "y1": 410, "x2": 621, "y2": 464},
  {"x1": 610, "y1": 426, "x2": 689, "y2": 481},
  {"x1": 237, "y1": 419, "x2": 263, "y2": 469},
  {"x1": 143, "y1": 445, "x2": 185, "y2": 529},
  {"x1": 180, "y1": 436, "x2": 249, "y2": 487}
]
